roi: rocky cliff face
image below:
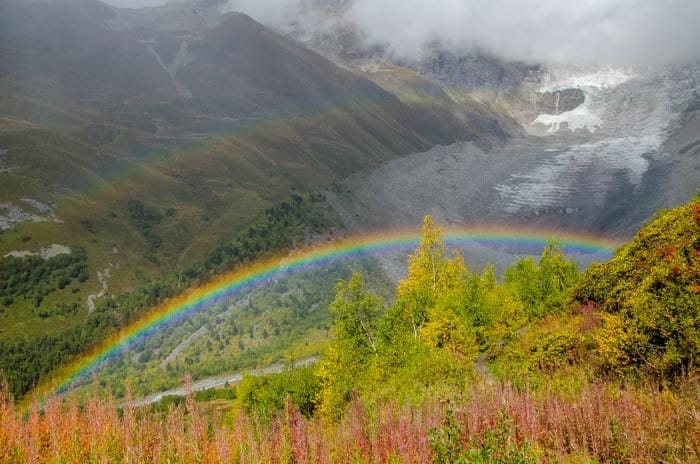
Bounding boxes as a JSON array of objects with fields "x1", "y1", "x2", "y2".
[
  {"x1": 408, "y1": 46, "x2": 541, "y2": 91},
  {"x1": 537, "y1": 89, "x2": 585, "y2": 115}
]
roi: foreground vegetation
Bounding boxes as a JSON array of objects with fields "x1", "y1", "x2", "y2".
[
  {"x1": 1, "y1": 375, "x2": 697, "y2": 464},
  {"x1": 1, "y1": 197, "x2": 698, "y2": 462}
]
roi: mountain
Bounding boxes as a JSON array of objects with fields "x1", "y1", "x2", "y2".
[
  {"x1": 0, "y1": 2, "x2": 698, "y2": 460},
  {"x1": 0, "y1": 0, "x2": 508, "y2": 343},
  {"x1": 260, "y1": 1, "x2": 700, "y2": 271}
]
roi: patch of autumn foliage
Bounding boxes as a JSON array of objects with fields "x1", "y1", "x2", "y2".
[
  {"x1": 1, "y1": 375, "x2": 698, "y2": 463},
  {"x1": 573, "y1": 196, "x2": 700, "y2": 378}
]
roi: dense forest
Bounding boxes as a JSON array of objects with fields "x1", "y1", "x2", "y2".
[
  {"x1": 0, "y1": 197, "x2": 698, "y2": 462},
  {"x1": 0, "y1": 248, "x2": 88, "y2": 310}
]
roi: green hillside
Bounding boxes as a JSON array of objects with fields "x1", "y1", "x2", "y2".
[
  {"x1": 573, "y1": 197, "x2": 700, "y2": 378},
  {"x1": 0, "y1": 192, "x2": 338, "y2": 398}
]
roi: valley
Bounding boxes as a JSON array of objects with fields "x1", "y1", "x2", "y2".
[
  {"x1": 0, "y1": 2, "x2": 698, "y2": 461},
  {"x1": 327, "y1": 65, "x2": 700, "y2": 272},
  {"x1": 0, "y1": 0, "x2": 489, "y2": 350}
]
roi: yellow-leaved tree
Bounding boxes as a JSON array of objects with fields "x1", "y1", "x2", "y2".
[
  {"x1": 318, "y1": 216, "x2": 479, "y2": 418},
  {"x1": 317, "y1": 272, "x2": 383, "y2": 420},
  {"x1": 389, "y1": 216, "x2": 477, "y2": 367}
]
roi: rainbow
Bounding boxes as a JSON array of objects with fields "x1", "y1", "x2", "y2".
[{"x1": 41, "y1": 226, "x2": 621, "y2": 397}]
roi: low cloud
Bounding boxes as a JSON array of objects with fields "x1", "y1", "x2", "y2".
[
  {"x1": 345, "y1": 0, "x2": 700, "y2": 65},
  {"x1": 104, "y1": 0, "x2": 169, "y2": 8},
  {"x1": 219, "y1": 0, "x2": 305, "y2": 27},
  {"x1": 107, "y1": 0, "x2": 700, "y2": 66}
]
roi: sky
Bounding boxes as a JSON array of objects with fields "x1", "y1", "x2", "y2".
[{"x1": 102, "y1": 0, "x2": 700, "y2": 66}]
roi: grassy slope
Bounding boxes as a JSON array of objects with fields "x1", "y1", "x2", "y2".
[
  {"x1": 354, "y1": 62, "x2": 517, "y2": 150},
  {"x1": 0, "y1": 58, "x2": 467, "y2": 343}
]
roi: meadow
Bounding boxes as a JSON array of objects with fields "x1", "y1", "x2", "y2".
[{"x1": 1, "y1": 375, "x2": 697, "y2": 463}]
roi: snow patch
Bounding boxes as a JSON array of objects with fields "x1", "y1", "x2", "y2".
[
  {"x1": 533, "y1": 97, "x2": 603, "y2": 133},
  {"x1": 532, "y1": 67, "x2": 635, "y2": 134},
  {"x1": 540, "y1": 67, "x2": 635, "y2": 92},
  {"x1": 145, "y1": 38, "x2": 193, "y2": 99},
  {"x1": 531, "y1": 67, "x2": 660, "y2": 134}
]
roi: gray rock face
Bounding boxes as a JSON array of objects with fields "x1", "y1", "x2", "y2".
[
  {"x1": 538, "y1": 89, "x2": 585, "y2": 115},
  {"x1": 408, "y1": 47, "x2": 541, "y2": 91}
]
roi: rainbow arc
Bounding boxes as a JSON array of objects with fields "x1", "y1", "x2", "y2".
[{"x1": 40, "y1": 226, "x2": 621, "y2": 397}]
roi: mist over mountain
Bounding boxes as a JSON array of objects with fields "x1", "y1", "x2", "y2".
[
  {"x1": 1, "y1": 0, "x2": 698, "y2": 324},
  {"x1": 215, "y1": 0, "x2": 700, "y2": 66}
]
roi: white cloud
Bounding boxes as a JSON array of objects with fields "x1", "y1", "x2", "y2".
[
  {"x1": 102, "y1": 0, "x2": 169, "y2": 8},
  {"x1": 218, "y1": 0, "x2": 304, "y2": 27},
  {"x1": 103, "y1": 0, "x2": 700, "y2": 66},
  {"x1": 346, "y1": 0, "x2": 700, "y2": 65}
]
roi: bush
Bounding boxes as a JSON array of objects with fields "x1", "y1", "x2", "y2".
[{"x1": 574, "y1": 199, "x2": 700, "y2": 378}]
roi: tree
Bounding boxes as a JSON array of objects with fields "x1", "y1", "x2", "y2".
[
  {"x1": 318, "y1": 217, "x2": 482, "y2": 415},
  {"x1": 317, "y1": 272, "x2": 383, "y2": 419},
  {"x1": 384, "y1": 216, "x2": 477, "y2": 382},
  {"x1": 393, "y1": 216, "x2": 467, "y2": 339},
  {"x1": 504, "y1": 242, "x2": 579, "y2": 319},
  {"x1": 329, "y1": 272, "x2": 382, "y2": 356}
]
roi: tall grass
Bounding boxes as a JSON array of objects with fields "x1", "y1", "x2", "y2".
[{"x1": 1, "y1": 376, "x2": 697, "y2": 463}]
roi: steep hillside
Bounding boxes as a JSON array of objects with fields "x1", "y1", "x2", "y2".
[{"x1": 0, "y1": 0, "x2": 495, "y2": 341}]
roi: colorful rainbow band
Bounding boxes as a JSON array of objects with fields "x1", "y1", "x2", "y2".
[{"x1": 40, "y1": 226, "x2": 620, "y2": 397}]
